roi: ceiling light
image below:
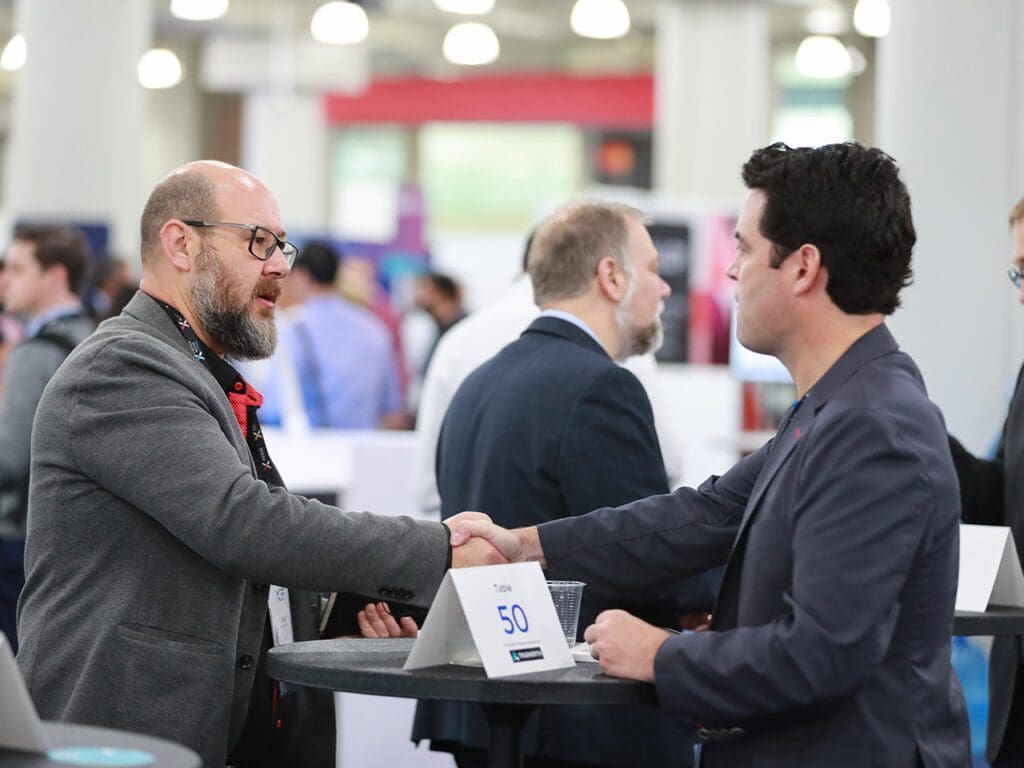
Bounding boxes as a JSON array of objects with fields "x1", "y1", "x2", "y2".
[
  {"x1": 795, "y1": 35, "x2": 852, "y2": 79},
  {"x1": 1, "y1": 34, "x2": 26, "y2": 71},
  {"x1": 804, "y1": 5, "x2": 848, "y2": 36},
  {"x1": 853, "y1": 0, "x2": 891, "y2": 38},
  {"x1": 170, "y1": 0, "x2": 229, "y2": 21},
  {"x1": 311, "y1": 2, "x2": 369, "y2": 45},
  {"x1": 433, "y1": 0, "x2": 495, "y2": 14},
  {"x1": 570, "y1": 0, "x2": 630, "y2": 40},
  {"x1": 138, "y1": 48, "x2": 183, "y2": 89},
  {"x1": 442, "y1": 22, "x2": 499, "y2": 66}
]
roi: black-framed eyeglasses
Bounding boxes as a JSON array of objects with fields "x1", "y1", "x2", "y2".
[
  {"x1": 182, "y1": 220, "x2": 298, "y2": 267},
  {"x1": 1010, "y1": 268, "x2": 1024, "y2": 290}
]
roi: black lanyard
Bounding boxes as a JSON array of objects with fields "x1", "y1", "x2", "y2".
[{"x1": 153, "y1": 296, "x2": 283, "y2": 489}]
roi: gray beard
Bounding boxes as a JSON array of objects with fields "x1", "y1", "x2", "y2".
[
  {"x1": 617, "y1": 318, "x2": 663, "y2": 360},
  {"x1": 614, "y1": 277, "x2": 664, "y2": 361},
  {"x1": 614, "y1": 321, "x2": 663, "y2": 364},
  {"x1": 191, "y1": 252, "x2": 277, "y2": 361}
]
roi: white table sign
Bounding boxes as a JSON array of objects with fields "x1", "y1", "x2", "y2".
[
  {"x1": 956, "y1": 524, "x2": 1024, "y2": 612},
  {"x1": 405, "y1": 562, "x2": 574, "y2": 677}
]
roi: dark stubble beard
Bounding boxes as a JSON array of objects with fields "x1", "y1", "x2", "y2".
[{"x1": 191, "y1": 245, "x2": 278, "y2": 361}]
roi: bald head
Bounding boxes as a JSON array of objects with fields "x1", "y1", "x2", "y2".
[{"x1": 139, "y1": 161, "x2": 271, "y2": 265}]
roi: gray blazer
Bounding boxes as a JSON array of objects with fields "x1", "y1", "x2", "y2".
[
  {"x1": 540, "y1": 325, "x2": 971, "y2": 767},
  {"x1": 17, "y1": 292, "x2": 449, "y2": 767}
]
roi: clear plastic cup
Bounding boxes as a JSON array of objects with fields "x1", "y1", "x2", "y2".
[{"x1": 546, "y1": 580, "x2": 585, "y2": 646}]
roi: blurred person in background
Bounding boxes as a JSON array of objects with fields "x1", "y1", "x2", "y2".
[
  {"x1": 413, "y1": 229, "x2": 685, "y2": 521},
  {"x1": 259, "y1": 240, "x2": 405, "y2": 429},
  {"x1": 90, "y1": 257, "x2": 135, "y2": 321},
  {"x1": 0, "y1": 225, "x2": 94, "y2": 651},
  {"x1": 0, "y1": 258, "x2": 25, "y2": 382},
  {"x1": 375, "y1": 201, "x2": 717, "y2": 768},
  {"x1": 949, "y1": 195, "x2": 1024, "y2": 768}
]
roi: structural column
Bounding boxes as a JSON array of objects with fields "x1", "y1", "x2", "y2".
[
  {"x1": 652, "y1": 1, "x2": 771, "y2": 201},
  {"x1": 4, "y1": 0, "x2": 151, "y2": 256},
  {"x1": 242, "y1": 90, "x2": 330, "y2": 235},
  {"x1": 878, "y1": 0, "x2": 1024, "y2": 452}
]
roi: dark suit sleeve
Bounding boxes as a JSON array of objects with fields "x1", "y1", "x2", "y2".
[
  {"x1": 948, "y1": 434, "x2": 1004, "y2": 525},
  {"x1": 539, "y1": 439, "x2": 758, "y2": 592},
  {"x1": 557, "y1": 365, "x2": 669, "y2": 516},
  {"x1": 651, "y1": 407, "x2": 946, "y2": 727}
]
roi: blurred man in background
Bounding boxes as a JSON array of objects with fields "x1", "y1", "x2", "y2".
[
  {"x1": 0, "y1": 225, "x2": 94, "y2": 651},
  {"x1": 259, "y1": 240, "x2": 405, "y2": 429},
  {"x1": 410, "y1": 200, "x2": 714, "y2": 768},
  {"x1": 949, "y1": 196, "x2": 1024, "y2": 768}
]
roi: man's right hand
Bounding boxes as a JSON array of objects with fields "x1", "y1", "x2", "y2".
[
  {"x1": 449, "y1": 512, "x2": 510, "y2": 568},
  {"x1": 446, "y1": 511, "x2": 543, "y2": 565}
]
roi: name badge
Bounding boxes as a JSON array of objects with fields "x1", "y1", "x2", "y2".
[
  {"x1": 268, "y1": 585, "x2": 294, "y2": 646},
  {"x1": 405, "y1": 562, "x2": 573, "y2": 677}
]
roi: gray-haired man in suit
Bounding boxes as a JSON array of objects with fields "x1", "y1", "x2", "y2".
[{"x1": 15, "y1": 160, "x2": 500, "y2": 768}]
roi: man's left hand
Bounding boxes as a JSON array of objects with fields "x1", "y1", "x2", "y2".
[
  {"x1": 357, "y1": 602, "x2": 418, "y2": 638},
  {"x1": 583, "y1": 609, "x2": 670, "y2": 682}
]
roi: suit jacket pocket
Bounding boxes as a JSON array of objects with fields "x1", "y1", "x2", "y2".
[{"x1": 114, "y1": 622, "x2": 231, "y2": 764}]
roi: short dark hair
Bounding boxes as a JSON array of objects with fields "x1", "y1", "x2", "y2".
[
  {"x1": 139, "y1": 169, "x2": 218, "y2": 263},
  {"x1": 12, "y1": 225, "x2": 92, "y2": 294},
  {"x1": 423, "y1": 272, "x2": 460, "y2": 302},
  {"x1": 292, "y1": 240, "x2": 339, "y2": 285},
  {"x1": 741, "y1": 142, "x2": 915, "y2": 315}
]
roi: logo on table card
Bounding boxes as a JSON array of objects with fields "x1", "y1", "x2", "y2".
[{"x1": 510, "y1": 647, "x2": 544, "y2": 663}]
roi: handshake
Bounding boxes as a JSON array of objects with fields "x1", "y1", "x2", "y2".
[
  {"x1": 358, "y1": 511, "x2": 534, "y2": 639},
  {"x1": 359, "y1": 511, "x2": 671, "y2": 682},
  {"x1": 445, "y1": 511, "x2": 545, "y2": 569}
]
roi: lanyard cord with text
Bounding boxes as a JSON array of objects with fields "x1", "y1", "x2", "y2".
[
  {"x1": 153, "y1": 296, "x2": 292, "y2": 735},
  {"x1": 154, "y1": 298, "x2": 282, "y2": 487}
]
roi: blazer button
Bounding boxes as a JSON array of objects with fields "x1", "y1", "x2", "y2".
[
  {"x1": 238, "y1": 654, "x2": 255, "y2": 670},
  {"x1": 252, "y1": 582, "x2": 268, "y2": 593}
]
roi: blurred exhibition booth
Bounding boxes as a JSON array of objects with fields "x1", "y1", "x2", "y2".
[{"x1": 0, "y1": 0, "x2": 1021, "y2": 764}]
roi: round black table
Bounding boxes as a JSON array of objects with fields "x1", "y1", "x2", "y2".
[
  {"x1": 268, "y1": 637, "x2": 655, "y2": 768},
  {"x1": 0, "y1": 723, "x2": 200, "y2": 767},
  {"x1": 954, "y1": 606, "x2": 1024, "y2": 636}
]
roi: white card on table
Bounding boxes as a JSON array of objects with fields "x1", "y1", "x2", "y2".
[
  {"x1": 268, "y1": 585, "x2": 294, "y2": 646},
  {"x1": 405, "y1": 562, "x2": 574, "y2": 677},
  {"x1": 0, "y1": 634, "x2": 48, "y2": 754},
  {"x1": 956, "y1": 524, "x2": 1024, "y2": 612}
]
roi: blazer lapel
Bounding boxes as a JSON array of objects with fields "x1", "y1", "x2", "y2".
[{"x1": 711, "y1": 323, "x2": 900, "y2": 628}]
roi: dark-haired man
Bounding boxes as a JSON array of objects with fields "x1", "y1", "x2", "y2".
[
  {"x1": 0, "y1": 226, "x2": 93, "y2": 652},
  {"x1": 449, "y1": 142, "x2": 971, "y2": 766},
  {"x1": 258, "y1": 240, "x2": 404, "y2": 429},
  {"x1": 949, "y1": 195, "x2": 1024, "y2": 768},
  {"x1": 15, "y1": 161, "x2": 501, "y2": 768}
]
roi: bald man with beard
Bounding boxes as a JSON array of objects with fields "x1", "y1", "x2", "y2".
[{"x1": 15, "y1": 161, "x2": 501, "y2": 767}]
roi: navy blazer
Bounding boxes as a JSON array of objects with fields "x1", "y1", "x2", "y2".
[
  {"x1": 540, "y1": 324, "x2": 971, "y2": 767},
  {"x1": 415, "y1": 315, "x2": 704, "y2": 766}
]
